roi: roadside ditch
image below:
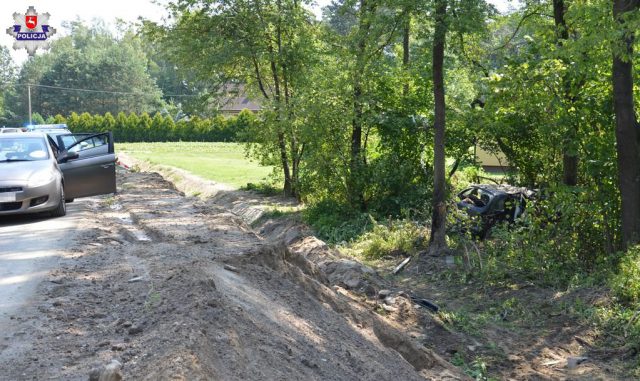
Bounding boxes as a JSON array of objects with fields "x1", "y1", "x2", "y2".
[{"x1": 1, "y1": 156, "x2": 467, "y2": 380}]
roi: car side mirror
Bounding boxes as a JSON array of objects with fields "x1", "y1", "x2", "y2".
[{"x1": 58, "y1": 151, "x2": 79, "y2": 163}]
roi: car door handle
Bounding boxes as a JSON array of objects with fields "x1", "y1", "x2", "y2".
[{"x1": 101, "y1": 164, "x2": 114, "y2": 169}]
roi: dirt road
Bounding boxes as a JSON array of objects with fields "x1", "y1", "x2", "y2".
[
  {"x1": 0, "y1": 168, "x2": 463, "y2": 380},
  {"x1": 0, "y1": 202, "x2": 90, "y2": 341}
]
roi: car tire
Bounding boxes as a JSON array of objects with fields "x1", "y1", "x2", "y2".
[{"x1": 51, "y1": 185, "x2": 66, "y2": 217}]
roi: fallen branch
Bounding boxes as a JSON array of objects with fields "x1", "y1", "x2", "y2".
[
  {"x1": 462, "y1": 244, "x2": 471, "y2": 270},
  {"x1": 393, "y1": 256, "x2": 412, "y2": 275},
  {"x1": 410, "y1": 296, "x2": 439, "y2": 313},
  {"x1": 625, "y1": 309, "x2": 640, "y2": 338},
  {"x1": 574, "y1": 335, "x2": 593, "y2": 348},
  {"x1": 471, "y1": 241, "x2": 483, "y2": 271}
]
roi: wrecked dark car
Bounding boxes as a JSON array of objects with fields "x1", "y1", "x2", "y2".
[{"x1": 456, "y1": 184, "x2": 534, "y2": 238}]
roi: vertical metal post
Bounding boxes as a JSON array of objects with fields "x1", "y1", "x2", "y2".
[{"x1": 27, "y1": 84, "x2": 32, "y2": 125}]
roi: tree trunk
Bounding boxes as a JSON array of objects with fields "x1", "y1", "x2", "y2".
[
  {"x1": 265, "y1": 3, "x2": 294, "y2": 198},
  {"x1": 613, "y1": 0, "x2": 640, "y2": 248},
  {"x1": 562, "y1": 150, "x2": 578, "y2": 185},
  {"x1": 350, "y1": 72, "x2": 365, "y2": 209},
  {"x1": 553, "y1": 0, "x2": 578, "y2": 186},
  {"x1": 278, "y1": 132, "x2": 293, "y2": 197},
  {"x1": 268, "y1": 42, "x2": 293, "y2": 197},
  {"x1": 402, "y1": 10, "x2": 410, "y2": 96},
  {"x1": 348, "y1": 0, "x2": 373, "y2": 211},
  {"x1": 429, "y1": 0, "x2": 447, "y2": 253}
]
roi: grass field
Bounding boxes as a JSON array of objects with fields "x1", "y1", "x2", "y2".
[{"x1": 116, "y1": 142, "x2": 274, "y2": 189}]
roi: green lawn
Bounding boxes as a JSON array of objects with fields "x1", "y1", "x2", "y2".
[{"x1": 116, "y1": 142, "x2": 274, "y2": 189}]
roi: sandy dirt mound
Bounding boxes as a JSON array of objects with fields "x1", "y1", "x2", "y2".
[
  {"x1": 0, "y1": 168, "x2": 464, "y2": 380},
  {"x1": 112, "y1": 156, "x2": 634, "y2": 380}
]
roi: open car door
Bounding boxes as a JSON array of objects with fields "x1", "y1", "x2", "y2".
[{"x1": 56, "y1": 132, "x2": 116, "y2": 199}]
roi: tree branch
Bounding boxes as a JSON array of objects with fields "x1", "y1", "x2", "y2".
[{"x1": 492, "y1": 6, "x2": 545, "y2": 52}]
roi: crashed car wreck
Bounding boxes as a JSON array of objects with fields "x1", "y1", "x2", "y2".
[{"x1": 456, "y1": 184, "x2": 535, "y2": 238}]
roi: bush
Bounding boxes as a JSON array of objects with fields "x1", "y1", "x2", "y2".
[
  {"x1": 346, "y1": 220, "x2": 427, "y2": 259},
  {"x1": 303, "y1": 199, "x2": 374, "y2": 244},
  {"x1": 56, "y1": 110, "x2": 257, "y2": 143},
  {"x1": 611, "y1": 245, "x2": 640, "y2": 305},
  {"x1": 460, "y1": 186, "x2": 620, "y2": 287}
]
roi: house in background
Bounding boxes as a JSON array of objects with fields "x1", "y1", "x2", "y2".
[
  {"x1": 475, "y1": 146, "x2": 510, "y2": 174},
  {"x1": 217, "y1": 84, "x2": 262, "y2": 117}
]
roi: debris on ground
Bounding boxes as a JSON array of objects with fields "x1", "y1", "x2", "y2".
[
  {"x1": 393, "y1": 256, "x2": 412, "y2": 275},
  {"x1": 0, "y1": 166, "x2": 465, "y2": 380}
]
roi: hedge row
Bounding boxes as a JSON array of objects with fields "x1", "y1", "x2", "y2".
[{"x1": 49, "y1": 110, "x2": 258, "y2": 143}]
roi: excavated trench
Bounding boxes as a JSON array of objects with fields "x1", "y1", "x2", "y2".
[{"x1": 0, "y1": 161, "x2": 465, "y2": 380}]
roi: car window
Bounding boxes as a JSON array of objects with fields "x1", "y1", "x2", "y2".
[
  {"x1": 59, "y1": 135, "x2": 107, "y2": 151},
  {"x1": 56, "y1": 133, "x2": 111, "y2": 159},
  {"x1": 492, "y1": 197, "x2": 505, "y2": 211},
  {"x1": 69, "y1": 138, "x2": 93, "y2": 153},
  {"x1": 71, "y1": 135, "x2": 108, "y2": 153},
  {"x1": 460, "y1": 188, "x2": 473, "y2": 198},
  {"x1": 59, "y1": 135, "x2": 79, "y2": 151},
  {"x1": 480, "y1": 192, "x2": 491, "y2": 206},
  {"x1": 0, "y1": 137, "x2": 49, "y2": 161}
]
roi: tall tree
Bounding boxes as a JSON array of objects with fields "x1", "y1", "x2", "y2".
[
  {"x1": 146, "y1": 0, "x2": 315, "y2": 198},
  {"x1": 401, "y1": 3, "x2": 411, "y2": 96},
  {"x1": 321, "y1": 0, "x2": 407, "y2": 209},
  {"x1": 553, "y1": 0, "x2": 579, "y2": 186},
  {"x1": 5, "y1": 22, "x2": 163, "y2": 123},
  {"x1": 430, "y1": 0, "x2": 448, "y2": 252},
  {"x1": 348, "y1": 0, "x2": 376, "y2": 210},
  {"x1": 613, "y1": 0, "x2": 640, "y2": 247},
  {"x1": 0, "y1": 46, "x2": 17, "y2": 124}
]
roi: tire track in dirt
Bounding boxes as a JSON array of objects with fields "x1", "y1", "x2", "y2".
[{"x1": 0, "y1": 167, "x2": 465, "y2": 380}]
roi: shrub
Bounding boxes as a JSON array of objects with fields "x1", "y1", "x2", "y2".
[
  {"x1": 54, "y1": 111, "x2": 256, "y2": 143},
  {"x1": 460, "y1": 186, "x2": 620, "y2": 287},
  {"x1": 611, "y1": 245, "x2": 640, "y2": 305},
  {"x1": 346, "y1": 220, "x2": 427, "y2": 259},
  {"x1": 303, "y1": 199, "x2": 373, "y2": 244}
]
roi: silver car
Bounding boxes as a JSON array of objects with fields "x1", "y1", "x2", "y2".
[{"x1": 0, "y1": 131, "x2": 116, "y2": 217}]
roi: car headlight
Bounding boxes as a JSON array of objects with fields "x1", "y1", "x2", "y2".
[{"x1": 27, "y1": 171, "x2": 56, "y2": 187}]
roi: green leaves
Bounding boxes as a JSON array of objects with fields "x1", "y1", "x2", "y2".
[
  {"x1": 3, "y1": 21, "x2": 163, "y2": 124},
  {"x1": 56, "y1": 111, "x2": 252, "y2": 143}
]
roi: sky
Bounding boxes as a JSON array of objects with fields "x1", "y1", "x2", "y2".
[{"x1": 1, "y1": 0, "x2": 517, "y2": 65}]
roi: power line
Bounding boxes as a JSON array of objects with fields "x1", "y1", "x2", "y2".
[{"x1": 1, "y1": 81, "x2": 200, "y2": 98}]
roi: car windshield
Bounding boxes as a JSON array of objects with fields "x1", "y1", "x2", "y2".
[
  {"x1": 460, "y1": 187, "x2": 493, "y2": 207},
  {"x1": 0, "y1": 137, "x2": 49, "y2": 162}
]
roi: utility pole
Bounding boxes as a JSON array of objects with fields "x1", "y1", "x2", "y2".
[{"x1": 27, "y1": 84, "x2": 32, "y2": 125}]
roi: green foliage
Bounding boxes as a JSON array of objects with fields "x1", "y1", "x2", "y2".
[
  {"x1": 242, "y1": 181, "x2": 281, "y2": 196},
  {"x1": 344, "y1": 219, "x2": 427, "y2": 259},
  {"x1": 30, "y1": 112, "x2": 45, "y2": 125},
  {"x1": 611, "y1": 246, "x2": 640, "y2": 305},
  {"x1": 452, "y1": 186, "x2": 620, "y2": 287},
  {"x1": 367, "y1": 114, "x2": 434, "y2": 217},
  {"x1": 451, "y1": 353, "x2": 494, "y2": 381},
  {"x1": 57, "y1": 111, "x2": 255, "y2": 143},
  {"x1": 0, "y1": 46, "x2": 17, "y2": 125},
  {"x1": 4, "y1": 21, "x2": 164, "y2": 124},
  {"x1": 146, "y1": 0, "x2": 317, "y2": 198},
  {"x1": 303, "y1": 200, "x2": 375, "y2": 244},
  {"x1": 304, "y1": 196, "x2": 429, "y2": 259},
  {"x1": 450, "y1": 164, "x2": 507, "y2": 189}
]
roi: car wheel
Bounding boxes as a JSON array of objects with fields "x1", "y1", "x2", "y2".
[{"x1": 51, "y1": 185, "x2": 66, "y2": 217}]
